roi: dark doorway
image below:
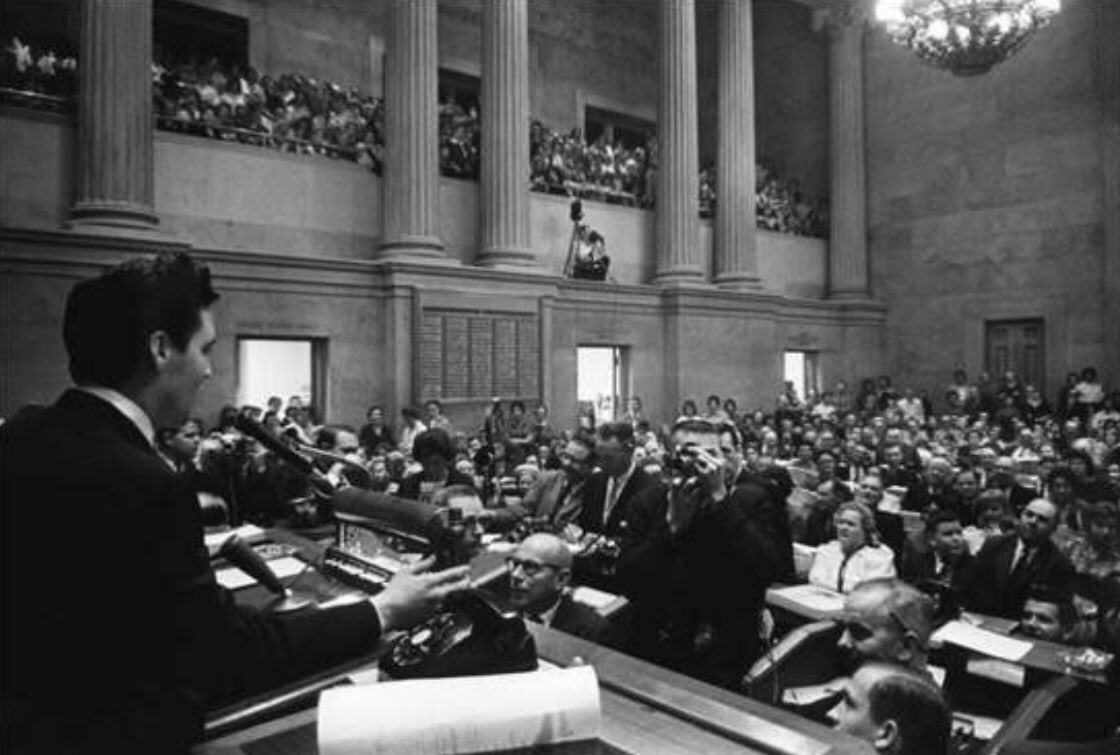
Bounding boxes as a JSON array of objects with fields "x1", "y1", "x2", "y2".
[{"x1": 985, "y1": 319, "x2": 1045, "y2": 394}]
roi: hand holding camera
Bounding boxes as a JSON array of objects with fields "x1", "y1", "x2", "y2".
[{"x1": 666, "y1": 444, "x2": 727, "y2": 536}]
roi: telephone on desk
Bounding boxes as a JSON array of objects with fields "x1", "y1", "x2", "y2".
[
  {"x1": 327, "y1": 489, "x2": 539, "y2": 678},
  {"x1": 382, "y1": 590, "x2": 538, "y2": 679}
]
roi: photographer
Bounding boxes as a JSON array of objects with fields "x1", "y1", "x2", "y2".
[
  {"x1": 616, "y1": 419, "x2": 779, "y2": 689},
  {"x1": 565, "y1": 199, "x2": 610, "y2": 281}
]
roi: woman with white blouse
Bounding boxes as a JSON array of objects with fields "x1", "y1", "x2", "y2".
[{"x1": 808, "y1": 500, "x2": 896, "y2": 593}]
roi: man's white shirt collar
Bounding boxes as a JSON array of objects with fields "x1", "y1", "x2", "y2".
[{"x1": 76, "y1": 385, "x2": 156, "y2": 449}]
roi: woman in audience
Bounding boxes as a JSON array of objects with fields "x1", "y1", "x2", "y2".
[
  {"x1": 358, "y1": 404, "x2": 394, "y2": 457},
  {"x1": 677, "y1": 398, "x2": 699, "y2": 422},
  {"x1": 397, "y1": 406, "x2": 426, "y2": 457},
  {"x1": 808, "y1": 500, "x2": 896, "y2": 593}
]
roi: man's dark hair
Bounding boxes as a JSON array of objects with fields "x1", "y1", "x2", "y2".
[
  {"x1": 425, "y1": 399, "x2": 442, "y2": 411},
  {"x1": 866, "y1": 666, "x2": 950, "y2": 755},
  {"x1": 413, "y1": 428, "x2": 455, "y2": 462},
  {"x1": 63, "y1": 252, "x2": 218, "y2": 388},
  {"x1": 1025, "y1": 587, "x2": 1077, "y2": 631},
  {"x1": 598, "y1": 421, "x2": 634, "y2": 447},
  {"x1": 924, "y1": 508, "x2": 962, "y2": 535},
  {"x1": 510, "y1": 400, "x2": 526, "y2": 413}
]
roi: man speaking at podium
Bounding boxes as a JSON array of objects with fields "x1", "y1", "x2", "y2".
[{"x1": 0, "y1": 253, "x2": 469, "y2": 754}]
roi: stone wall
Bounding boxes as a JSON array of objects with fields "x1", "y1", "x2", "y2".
[{"x1": 866, "y1": 0, "x2": 1119, "y2": 398}]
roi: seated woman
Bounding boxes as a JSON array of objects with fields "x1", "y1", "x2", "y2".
[
  {"x1": 397, "y1": 428, "x2": 475, "y2": 504},
  {"x1": 808, "y1": 500, "x2": 896, "y2": 594}
]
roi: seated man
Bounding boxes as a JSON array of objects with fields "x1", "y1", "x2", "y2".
[
  {"x1": 900, "y1": 509, "x2": 974, "y2": 593},
  {"x1": 492, "y1": 434, "x2": 596, "y2": 529},
  {"x1": 505, "y1": 533, "x2": 613, "y2": 644},
  {"x1": 836, "y1": 579, "x2": 935, "y2": 675},
  {"x1": 963, "y1": 498, "x2": 1077, "y2": 619},
  {"x1": 832, "y1": 662, "x2": 951, "y2": 755},
  {"x1": 1018, "y1": 588, "x2": 1079, "y2": 644}
]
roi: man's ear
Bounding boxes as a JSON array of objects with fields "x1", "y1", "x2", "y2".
[
  {"x1": 556, "y1": 567, "x2": 572, "y2": 590},
  {"x1": 874, "y1": 719, "x2": 900, "y2": 754},
  {"x1": 148, "y1": 330, "x2": 174, "y2": 370}
]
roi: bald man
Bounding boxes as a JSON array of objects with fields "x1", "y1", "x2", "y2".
[
  {"x1": 832, "y1": 663, "x2": 950, "y2": 755},
  {"x1": 837, "y1": 579, "x2": 935, "y2": 675},
  {"x1": 506, "y1": 533, "x2": 613, "y2": 644}
]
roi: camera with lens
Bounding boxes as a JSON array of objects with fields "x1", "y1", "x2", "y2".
[{"x1": 667, "y1": 443, "x2": 702, "y2": 482}]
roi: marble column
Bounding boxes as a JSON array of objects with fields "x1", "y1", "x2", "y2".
[
  {"x1": 477, "y1": 0, "x2": 535, "y2": 268},
  {"x1": 820, "y1": 6, "x2": 871, "y2": 299},
  {"x1": 654, "y1": 0, "x2": 704, "y2": 285},
  {"x1": 68, "y1": 0, "x2": 158, "y2": 231},
  {"x1": 380, "y1": 0, "x2": 444, "y2": 259},
  {"x1": 713, "y1": 0, "x2": 762, "y2": 290}
]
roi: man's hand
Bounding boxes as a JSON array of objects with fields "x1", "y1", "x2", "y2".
[
  {"x1": 666, "y1": 447, "x2": 726, "y2": 536},
  {"x1": 371, "y1": 556, "x2": 470, "y2": 633}
]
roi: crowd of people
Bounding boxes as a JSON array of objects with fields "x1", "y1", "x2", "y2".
[
  {"x1": 2, "y1": 37, "x2": 828, "y2": 238},
  {"x1": 154, "y1": 362, "x2": 1120, "y2": 750}
]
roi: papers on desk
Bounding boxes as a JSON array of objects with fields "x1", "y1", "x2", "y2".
[
  {"x1": 215, "y1": 556, "x2": 306, "y2": 590},
  {"x1": 204, "y1": 524, "x2": 265, "y2": 557},
  {"x1": 318, "y1": 666, "x2": 601, "y2": 755},
  {"x1": 769, "y1": 584, "x2": 846, "y2": 616},
  {"x1": 572, "y1": 586, "x2": 616, "y2": 610},
  {"x1": 931, "y1": 620, "x2": 1032, "y2": 662}
]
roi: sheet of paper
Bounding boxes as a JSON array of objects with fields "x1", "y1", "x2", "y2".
[
  {"x1": 572, "y1": 586, "x2": 616, "y2": 610},
  {"x1": 966, "y1": 657, "x2": 1027, "y2": 687},
  {"x1": 318, "y1": 666, "x2": 601, "y2": 755},
  {"x1": 769, "y1": 584, "x2": 846, "y2": 615},
  {"x1": 953, "y1": 712, "x2": 1005, "y2": 741},
  {"x1": 214, "y1": 555, "x2": 306, "y2": 590},
  {"x1": 931, "y1": 620, "x2": 1032, "y2": 662},
  {"x1": 205, "y1": 524, "x2": 266, "y2": 557}
]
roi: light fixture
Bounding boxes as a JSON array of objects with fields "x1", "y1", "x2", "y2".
[{"x1": 874, "y1": 0, "x2": 1062, "y2": 76}]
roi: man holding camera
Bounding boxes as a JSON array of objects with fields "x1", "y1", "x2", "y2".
[{"x1": 616, "y1": 419, "x2": 780, "y2": 689}]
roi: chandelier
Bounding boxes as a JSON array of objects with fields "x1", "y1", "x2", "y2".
[{"x1": 874, "y1": 0, "x2": 1062, "y2": 76}]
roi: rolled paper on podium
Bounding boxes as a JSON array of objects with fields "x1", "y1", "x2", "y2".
[{"x1": 318, "y1": 666, "x2": 601, "y2": 755}]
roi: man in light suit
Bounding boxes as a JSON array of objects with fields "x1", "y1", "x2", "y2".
[
  {"x1": 494, "y1": 434, "x2": 596, "y2": 529},
  {"x1": 0, "y1": 253, "x2": 468, "y2": 754}
]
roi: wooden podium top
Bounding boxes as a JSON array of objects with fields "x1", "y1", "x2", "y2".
[{"x1": 194, "y1": 623, "x2": 871, "y2": 755}]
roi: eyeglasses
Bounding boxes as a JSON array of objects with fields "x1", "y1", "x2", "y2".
[{"x1": 505, "y1": 557, "x2": 560, "y2": 578}]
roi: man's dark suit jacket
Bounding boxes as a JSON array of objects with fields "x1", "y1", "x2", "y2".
[
  {"x1": 548, "y1": 593, "x2": 614, "y2": 645},
  {"x1": 577, "y1": 466, "x2": 658, "y2": 537},
  {"x1": 616, "y1": 483, "x2": 778, "y2": 689},
  {"x1": 899, "y1": 542, "x2": 975, "y2": 593},
  {"x1": 961, "y1": 533, "x2": 1076, "y2": 619},
  {"x1": 0, "y1": 391, "x2": 382, "y2": 754}
]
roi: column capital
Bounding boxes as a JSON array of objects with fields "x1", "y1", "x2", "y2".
[{"x1": 811, "y1": 1, "x2": 871, "y2": 36}]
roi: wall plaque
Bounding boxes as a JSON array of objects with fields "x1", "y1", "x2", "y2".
[{"x1": 419, "y1": 309, "x2": 539, "y2": 401}]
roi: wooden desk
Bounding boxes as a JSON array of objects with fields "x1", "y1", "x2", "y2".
[
  {"x1": 195, "y1": 625, "x2": 873, "y2": 755},
  {"x1": 766, "y1": 583, "x2": 845, "y2": 623},
  {"x1": 941, "y1": 613, "x2": 1113, "y2": 685}
]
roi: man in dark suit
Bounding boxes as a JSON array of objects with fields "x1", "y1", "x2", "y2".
[
  {"x1": 617, "y1": 419, "x2": 778, "y2": 690},
  {"x1": 506, "y1": 533, "x2": 613, "y2": 645},
  {"x1": 899, "y1": 509, "x2": 974, "y2": 593},
  {"x1": 0, "y1": 253, "x2": 468, "y2": 754},
  {"x1": 577, "y1": 422, "x2": 658, "y2": 538},
  {"x1": 962, "y1": 498, "x2": 1076, "y2": 618}
]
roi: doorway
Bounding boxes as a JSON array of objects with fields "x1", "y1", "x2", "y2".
[
  {"x1": 577, "y1": 346, "x2": 629, "y2": 426},
  {"x1": 784, "y1": 350, "x2": 819, "y2": 404},
  {"x1": 237, "y1": 338, "x2": 325, "y2": 417},
  {"x1": 986, "y1": 319, "x2": 1045, "y2": 393}
]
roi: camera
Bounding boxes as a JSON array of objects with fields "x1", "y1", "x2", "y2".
[
  {"x1": 569, "y1": 199, "x2": 584, "y2": 223},
  {"x1": 667, "y1": 443, "x2": 702, "y2": 481}
]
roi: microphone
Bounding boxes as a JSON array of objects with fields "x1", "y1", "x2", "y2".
[
  {"x1": 332, "y1": 488, "x2": 447, "y2": 546},
  {"x1": 233, "y1": 414, "x2": 315, "y2": 476},
  {"x1": 218, "y1": 533, "x2": 310, "y2": 613}
]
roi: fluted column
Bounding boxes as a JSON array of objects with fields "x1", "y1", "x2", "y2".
[
  {"x1": 654, "y1": 0, "x2": 704, "y2": 286},
  {"x1": 713, "y1": 0, "x2": 762, "y2": 290},
  {"x1": 820, "y1": 6, "x2": 870, "y2": 299},
  {"x1": 68, "y1": 0, "x2": 158, "y2": 231},
  {"x1": 477, "y1": 0, "x2": 535, "y2": 268},
  {"x1": 380, "y1": 0, "x2": 444, "y2": 259}
]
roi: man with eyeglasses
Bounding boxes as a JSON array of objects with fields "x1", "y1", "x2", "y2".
[
  {"x1": 506, "y1": 533, "x2": 612, "y2": 644},
  {"x1": 493, "y1": 434, "x2": 596, "y2": 529}
]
